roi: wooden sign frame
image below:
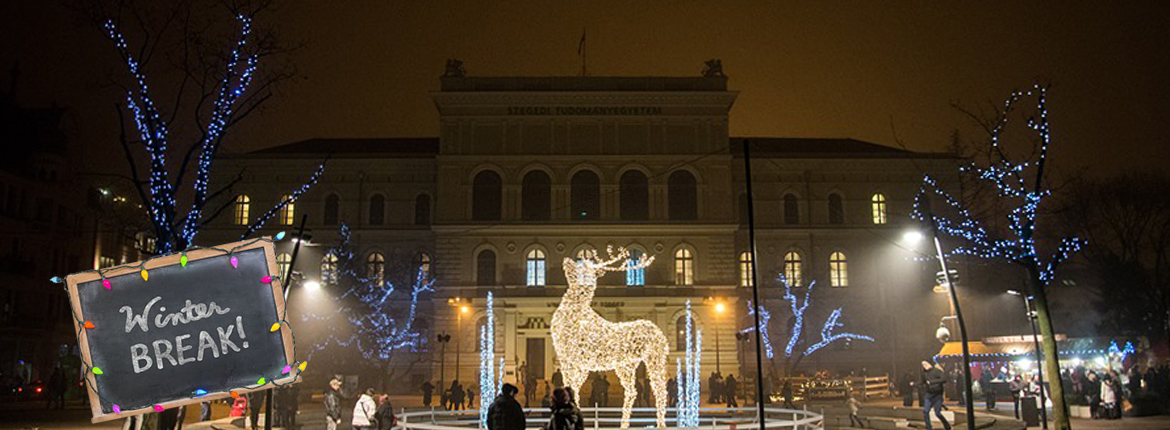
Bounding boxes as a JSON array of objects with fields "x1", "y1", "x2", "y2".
[{"x1": 64, "y1": 237, "x2": 299, "y2": 423}]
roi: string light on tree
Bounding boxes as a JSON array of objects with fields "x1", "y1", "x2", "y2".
[
  {"x1": 675, "y1": 300, "x2": 701, "y2": 428},
  {"x1": 479, "y1": 292, "x2": 502, "y2": 429},
  {"x1": 550, "y1": 247, "x2": 668, "y2": 428}
]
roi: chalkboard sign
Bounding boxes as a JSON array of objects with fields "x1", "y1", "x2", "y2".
[{"x1": 64, "y1": 238, "x2": 298, "y2": 423}]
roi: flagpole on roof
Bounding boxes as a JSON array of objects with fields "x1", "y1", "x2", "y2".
[{"x1": 578, "y1": 28, "x2": 587, "y2": 76}]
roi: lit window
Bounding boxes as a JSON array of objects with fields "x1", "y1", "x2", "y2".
[
  {"x1": 626, "y1": 249, "x2": 646, "y2": 286},
  {"x1": 871, "y1": 193, "x2": 887, "y2": 225},
  {"x1": 321, "y1": 253, "x2": 338, "y2": 285},
  {"x1": 278, "y1": 194, "x2": 295, "y2": 225},
  {"x1": 277, "y1": 253, "x2": 292, "y2": 280},
  {"x1": 233, "y1": 195, "x2": 250, "y2": 225},
  {"x1": 674, "y1": 248, "x2": 694, "y2": 286},
  {"x1": 784, "y1": 252, "x2": 803, "y2": 287},
  {"x1": 829, "y1": 251, "x2": 848, "y2": 287},
  {"x1": 526, "y1": 249, "x2": 546, "y2": 286},
  {"x1": 367, "y1": 252, "x2": 385, "y2": 286},
  {"x1": 419, "y1": 252, "x2": 431, "y2": 279},
  {"x1": 738, "y1": 251, "x2": 754, "y2": 287}
]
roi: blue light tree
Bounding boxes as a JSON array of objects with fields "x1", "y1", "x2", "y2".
[
  {"x1": 306, "y1": 223, "x2": 434, "y2": 387},
  {"x1": 97, "y1": 4, "x2": 324, "y2": 252},
  {"x1": 479, "y1": 292, "x2": 505, "y2": 428},
  {"x1": 742, "y1": 275, "x2": 873, "y2": 376},
  {"x1": 912, "y1": 84, "x2": 1082, "y2": 430},
  {"x1": 675, "y1": 301, "x2": 701, "y2": 428}
]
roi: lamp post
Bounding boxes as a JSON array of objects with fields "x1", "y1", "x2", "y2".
[
  {"x1": 1008, "y1": 289, "x2": 1049, "y2": 429},
  {"x1": 457, "y1": 304, "x2": 469, "y2": 381},
  {"x1": 735, "y1": 332, "x2": 750, "y2": 400},
  {"x1": 714, "y1": 301, "x2": 726, "y2": 374},
  {"x1": 437, "y1": 333, "x2": 451, "y2": 394}
]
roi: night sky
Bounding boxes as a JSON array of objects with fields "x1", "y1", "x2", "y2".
[{"x1": 3, "y1": 1, "x2": 1168, "y2": 177}]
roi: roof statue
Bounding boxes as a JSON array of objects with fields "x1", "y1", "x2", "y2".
[
  {"x1": 443, "y1": 59, "x2": 466, "y2": 77},
  {"x1": 702, "y1": 59, "x2": 724, "y2": 77}
]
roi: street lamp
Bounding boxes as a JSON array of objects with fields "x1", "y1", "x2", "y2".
[
  {"x1": 437, "y1": 333, "x2": 451, "y2": 393},
  {"x1": 1008, "y1": 289, "x2": 1049, "y2": 429},
  {"x1": 735, "y1": 332, "x2": 751, "y2": 400},
  {"x1": 713, "y1": 301, "x2": 727, "y2": 373},
  {"x1": 303, "y1": 280, "x2": 321, "y2": 292}
]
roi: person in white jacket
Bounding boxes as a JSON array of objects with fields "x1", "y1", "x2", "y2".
[{"x1": 352, "y1": 388, "x2": 379, "y2": 430}]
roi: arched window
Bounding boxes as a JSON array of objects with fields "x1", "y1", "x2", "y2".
[
  {"x1": 233, "y1": 195, "x2": 250, "y2": 225},
  {"x1": 871, "y1": 193, "x2": 888, "y2": 225},
  {"x1": 476, "y1": 249, "x2": 497, "y2": 286},
  {"x1": 626, "y1": 249, "x2": 646, "y2": 286},
  {"x1": 473, "y1": 171, "x2": 502, "y2": 221},
  {"x1": 369, "y1": 195, "x2": 385, "y2": 225},
  {"x1": 278, "y1": 195, "x2": 295, "y2": 225},
  {"x1": 620, "y1": 170, "x2": 649, "y2": 220},
  {"x1": 415, "y1": 194, "x2": 431, "y2": 225},
  {"x1": 829, "y1": 251, "x2": 848, "y2": 287},
  {"x1": 418, "y1": 252, "x2": 431, "y2": 279},
  {"x1": 675, "y1": 315, "x2": 697, "y2": 351},
  {"x1": 738, "y1": 251, "x2": 754, "y2": 287},
  {"x1": 526, "y1": 249, "x2": 546, "y2": 286},
  {"x1": 828, "y1": 193, "x2": 844, "y2": 225},
  {"x1": 323, "y1": 194, "x2": 340, "y2": 225},
  {"x1": 522, "y1": 171, "x2": 551, "y2": 221},
  {"x1": 674, "y1": 248, "x2": 694, "y2": 286},
  {"x1": 571, "y1": 170, "x2": 600, "y2": 220},
  {"x1": 367, "y1": 252, "x2": 385, "y2": 286},
  {"x1": 783, "y1": 252, "x2": 803, "y2": 287},
  {"x1": 321, "y1": 253, "x2": 339, "y2": 285},
  {"x1": 783, "y1": 194, "x2": 799, "y2": 225},
  {"x1": 277, "y1": 252, "x2": 292, "y2": 280},
  {"x1": 668, "y1": 171, "x2": 698, "y2": 220}
]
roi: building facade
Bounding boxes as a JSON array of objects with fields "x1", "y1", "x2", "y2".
[{"x1": 206, "y1": 70, "x2": 956, "y2": 392}]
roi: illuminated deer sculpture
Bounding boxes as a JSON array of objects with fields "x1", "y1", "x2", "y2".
[{"x1": 551, "y1": 247, "x2": 668, "y2": 428}]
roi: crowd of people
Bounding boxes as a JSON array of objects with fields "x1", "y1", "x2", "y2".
[
  {"x1": 1062, "y1": 363, "x2": 1170, "y2": 420},
  {"x1": 324, "y1": 378, "x2": 397, "y2": 430}
]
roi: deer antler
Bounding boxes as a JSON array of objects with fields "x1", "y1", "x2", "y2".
[{"x1": 596, "y1": 246, "x2": 656, "y2": 272}]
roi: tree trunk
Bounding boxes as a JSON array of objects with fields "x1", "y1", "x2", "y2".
[{"x1": 1028, "y1": 266, "x2": 1071, "y2": 430}]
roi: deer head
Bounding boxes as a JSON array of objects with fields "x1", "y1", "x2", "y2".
[{"x1": 562, "y1": 246, "x2": 655, "y2": 299}]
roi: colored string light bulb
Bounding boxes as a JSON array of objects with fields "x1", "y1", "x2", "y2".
[
  {"x1": 113, "y1": 405, "x2": 121, "y2": 414},
  {"x1": 282, "y1": 365, "x2": 292, "y2": 374},
  {"x1": 50, "y1": 276, "x2": 62, "y2": 283},
  {"x1": 92, "y1": 367, "x2": 104, "y2": 375},
  {"x1": 275, "y1": 231, "x2": 286, "y2": 241},
  {"x1": 261, "y1": 275, "x2": 273, "y2": 283},
  {"x1": 84, "y1": 321, "x2": 95, "y2": 329},
  {"x1": 270, "y1": 322, "x2": 281, "y2": 332},
  {"x1": 153, "y1": 405, "x2": 164, "y2": 412},
  {"x1": 257, "y1": 377, "x2": 266, "y2": 385},
  {"x1": 230, "y1": 255, "x2": 239, "y2": 268},
  {"x1": 102, "y1": 278, "x2": 111, "y2": 290},
  {"x1": 180, "y1": 254, "x2": 188, "y2": 267},
  {"x1": 195, "y1": 389, "x2": 207, "y2": 396},
  {"x1": 231, "y1": 391, "x2": 240, "y2": 399},
  {"x1": 298, "y1": 362, "x2": 307, "y2": 372},
  {"x1": 140, "y1": 269, "x2": 149, "y2": 281}
]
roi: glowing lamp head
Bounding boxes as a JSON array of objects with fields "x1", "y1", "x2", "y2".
[
  {"x1": 304, "y1": 280, "x2": 321, "y2": 292},
  {"x1": 902, "y1": 230, "x2": 924, "y2": 245},
  {"x1": 460, "y1": 305, "x2": 469, "y2": 314},
  {"x1": 714, "y1": 302, "x2": 726, "y2": 313}
]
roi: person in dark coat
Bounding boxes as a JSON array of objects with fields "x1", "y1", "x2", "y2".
[
  {"x1": 376, "y1": 394, "x2": 396, "y2": 430},
  {"x1": 552, "y1": 369, "x2": 564, "y2": 389},
  {"x1": 921, "y1": 361, "x2": 952, "y2": 430},
  {"x1": 488, "y1": 383, "x2": 526, "y2": 430},
  {"x1": 1009, "y1": 375, "x2": 1025, "y2": 420},
  {"x1": 980, "y1": 367, "x2": 996, "y2": 410},
  {"x1": 666, "y1": 378, "x2": 678, "y2": 407},
  {"x1": 781, "y1": 380, "x2": 795, "y2": 409},
  {"x1": 422, "y1": 381, "x2": 435, "y2": 407},
  {"x1": 547, "y1": 388, "x2": 584, "y2": 430},
  {"x1": 325, "y1": 378, "x2": 344, "y2": 430},
  {"x1": 724, "y1": 375, "x2": 739, "y2": 407},
  {"x1": 247, "y1": 391, "x2": 264, "y2": 429},
  {"x1": 449, "y1": 380, "x2": 465, "y2": 410}
]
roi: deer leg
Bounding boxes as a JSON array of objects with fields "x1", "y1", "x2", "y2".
[
  {"x1": 563, "y1": 367, "x2": 587, "y2": 406},
  {"x1": 646, "y1": 347, "x2": 669, "y2": 427},
  {"x1": 616, "y1": 363, "x2": 638, "y2": 429}
]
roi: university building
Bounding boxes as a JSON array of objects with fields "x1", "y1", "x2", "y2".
[{"x1": 202, "y1": 65, "x2": 957, "y2": 391}]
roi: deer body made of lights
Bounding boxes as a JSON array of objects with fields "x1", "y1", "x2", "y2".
[{"x1": 551, "y1": 247, "x2": 668, "y2": 428}]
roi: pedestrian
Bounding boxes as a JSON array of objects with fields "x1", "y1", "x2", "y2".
[
  {"x1": 286, "y1": 384, "x2": 301, "y2": 430},
  {"x1": 352, "y1": 388, "x2": 378, "y2": 430},
  {"x1": 666, "y1": 378, "x2": 678, "y2": 408},
  {"x1": 845, "y1": 391, "x2": 863, "y2": 428},
  {"x1": 199, "y1": 401, "x2": 212, "y2": 422},
  {"x1": 591, "y1": 375, "x2": 608, "y2": 407},
  {"x1": 376, "y1": 394, "x2": 397, "y2": 430},
  {"x1": 921, "y1": 360, "x2": 952, "y2": 430},
  {"x1": 468, "y1": 384, "x2": 477, "y2": 409},
  {"x1": 1127, "y1": 366, "x2": 1143, "y2": 397},
  {"x1": 247, "y1": 391, "x2": 264, "y2": 430},
  {"x1": 449, "y1": 380, "x2": 465, "y2": 410},
  {"x1": 325, "y1": 378, "x2": 344, "y2": 430},
  {"x1": 980, "y1": 366, "x2": 995, "y2": 410},
  {"x1": 422, "y1": 381, "x2": 435, "y2": 407},
  {"x1": 781, "y1": 380, "x2": 795, "y2": 409},
  {"x1": 708, "y1": 372, "x2": 721, "y2": 403},
  {"x1": 524, "y1": 373, "x2": 537, "y2": 407},
  {"x1": 724, "y1": 374, "x2": 738, "y2": 407},
  {"x1": 1100, "y1": 373, "x2": 1118, "y2": 420},
  {"x1": 488, "y1": 383, "x2": 526, "y2": 430},
  {"x1": 1008, "y1": 375, "x2": 1025, "y2": 420},
  {"x1": 900, "y1": 373, "x2": 915, "y2": 407},
  {"x1": 547, "y1": 388, "x2": 584, "y2": 430},
  {"x1": 552, "y1": 369, "x2": 564, "y2": 389},
  {"x1": 1085, "y1": 371, "x2": 1101, "y2": 419}
]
